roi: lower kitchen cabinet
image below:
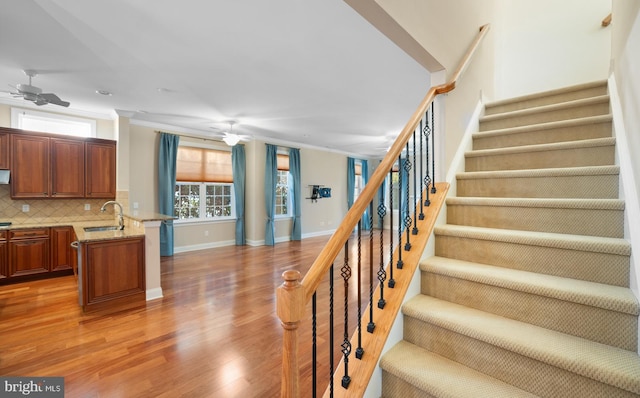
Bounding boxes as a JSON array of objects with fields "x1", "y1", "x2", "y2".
[
  {"x1": 81, "y1": 236, "x2": 145, "y2": 311},
  {"x1": 0, "y1": 231, "x2": 7, "y2": 279},
  {"x1": 51, "y1": 226, "x2": 74, "y2": 272},
  {"x1": 8, "y1": 228, "x2": 50, "y2": 278}
]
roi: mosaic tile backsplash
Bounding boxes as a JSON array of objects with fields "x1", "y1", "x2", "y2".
[{"x1": 0, "y1": 186, "x2": 129, "y2": 225}]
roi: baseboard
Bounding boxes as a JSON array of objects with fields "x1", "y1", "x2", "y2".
[
  {"x1": 174, "y1": 239, "x2": 236, "y2": 253},
  {"x1": 302, "y1": 229, "x2": 336, "y2": 239},
  {"x1": 146, "y1": 287, "x2": 163, "y2": 301}
]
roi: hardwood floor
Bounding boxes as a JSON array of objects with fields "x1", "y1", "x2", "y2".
[{"x1": 0, "y1": 233, "x2": 388, "y2": 397}]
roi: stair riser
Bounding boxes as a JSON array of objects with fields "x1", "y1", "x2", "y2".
[
  {"x1": 421, "y1": 271, "x2": 638, "y2": 350},
  {"x1": 381, "y1": 373, "x2": 438, "y2": 398},
  {"x1": 484, "y1": 85, "x2": 609, "y2": 115},
  {"x1": 446, "y1": 204, "x2": 624, "y2": 238},
  {"x1": 480, "y1": 101, "x2": 610, "y2": 131},
  {"x1": 434, "y1": 234, "x2": 630, "y2": 286},
  {"x1": 473, "y1": 120, "x2": 612, "y2": 150},
  {"x1": 457, "y1": 174, "x2": 619, "y2": 199},
  {"x1": 404, "y1": 317, "x2": 638, "y2": 398},
  {"x1": 465, "y1": 145, "x2": 615, "y2": 172}
]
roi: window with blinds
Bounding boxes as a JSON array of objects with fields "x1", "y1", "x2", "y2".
[
  {"x1": 276, "y1": 154, "x2": 291, "y2": 217},
  {"x1": 174, "y1": 146, "x2": 235, "y2": 222}
]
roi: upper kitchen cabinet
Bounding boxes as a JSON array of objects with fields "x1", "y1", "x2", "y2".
[
  {"x1": 0, "y1": 133, "x2": 9, "y2": 169},
  {"x1": 51, "y1": 138, "x2": 85, "y2": 198},
  {"x1": 85, "y1": 141, "x2": 116, "y2": 198},
  {"x1": 10, "y1": 134, "x2": 50, "y2": 198}
]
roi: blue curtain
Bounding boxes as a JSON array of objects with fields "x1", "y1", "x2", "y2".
[
  {"x1": 377, "y1": 170, "x2": 387, "y2": 229},
  {"x1": 347, "y1": 157, "x2": 355, "y2": 209},
  {"x1": 232, "y1": 144, "x2": 246, "y2": 245},
  {"x1": 158, "y1": 132, "x2": 180, "y2": 256},
  {"x1": 400, "y1": 158, "x2": 409, "y2": 232},
  {"x1": 289, "y1": 148, "x2": 301, "y2": 241},
  {"x1": 265, "y1": 144, "x2": 277, "y2": 246},
  {"x1": 360, "y1": 159, "x2": 370, "y2": 230}
]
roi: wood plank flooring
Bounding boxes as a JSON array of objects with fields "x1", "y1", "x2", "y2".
[{"x1": 0, "y1": 233, "x2": 388, "y2": 397}]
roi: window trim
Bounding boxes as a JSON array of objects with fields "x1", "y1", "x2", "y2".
[{"x1": 174, "y1": 181, "x2": 236, "y2": 223}]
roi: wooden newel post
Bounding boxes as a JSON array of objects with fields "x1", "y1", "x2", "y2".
[{"x1": 277, "y1": 270, "x2": 305, "y2": 398}]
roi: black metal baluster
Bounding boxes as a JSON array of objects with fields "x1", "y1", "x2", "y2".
[
  {"x1": 412, "y1": 130, "x2": 418, "y2": 235},
  {"x1": 355, "y1": 221, "x2": 364, "y2": 360},
  {"x1": 396, "y1": 155, "x2": 404, "y2": 269},
  {"x1": 341, "y1": 242, "x2": 352, "y2": 389},
  {"x1": 312, "y1": 291, "x2": 317, "y2": 398},
  {"x1": 377, "y1": 190, "x2": 388, "y2": 301},
  {"x1": 431, "y1": 101, "x2": 437, "y2": 194},
  {"x1": 329, "y1": 263, "x2": 334, "y2": 397},
  {"x1": 404, "y1": 142, "x2": 412, "y2": 251},
  {"x1": 424, "y1": 108, "x2": 431, "y2": 207},
  {"x1": 388, "y1": 167, "x2": 396, "y2": 285},
  {"x1": 419, "y1": 119, "x2": 425, "y2": 220},
  {"x1": 368, "y1": 201, "x2": 376, "y2": 332}
]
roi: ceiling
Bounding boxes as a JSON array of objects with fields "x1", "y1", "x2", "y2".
[{"x1": 0, "y1": 0, "x2": 430, "y2": 157}]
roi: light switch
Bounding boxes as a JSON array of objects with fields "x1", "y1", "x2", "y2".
[{"x1": 84, "y1": 204, "x2": 91, "y2": 211}]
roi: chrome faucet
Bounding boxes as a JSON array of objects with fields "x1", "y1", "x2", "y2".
[{"x1": 100, "y1": 201, "x2": 125, "y2": 230}]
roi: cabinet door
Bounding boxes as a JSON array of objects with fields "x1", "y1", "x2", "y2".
[
  {"x1": 8, "y1": 238, "x2": 50, "y2": 277},
  {"x1": 0, "y1": 232, "x2": 7, "y2": 280},
  {"x1": 51, "y1": 226, "x2": 73, "y2": 272},
  {"x1": 0, "y1": 133, "x2": 9, "y2": 169},
  {"x1": 10, "y1": 135, "x2": 49, "y2": 198},
  {"x1": 51, "y1": 138, "x2": 84, "y2": 198},
  {"x1": 85, "y1": 141, "x2": 116, "y2": 198}
]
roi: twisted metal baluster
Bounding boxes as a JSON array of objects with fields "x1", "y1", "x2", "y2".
[
  {"x1": 312, "y1": 291, "x2": 317, "y2": 398},
  {"x1": 419, "y1": 118, "x2": 425, "y2": 220},
  {"x1": 431, "y1": 101, "x2": 437, "y2": 194},
  {"x1": 412, "y1": 130, "x2": 419, "y2": 235},
  {"x1": 377, "y1": 192, "x2": 388, "y2": 302},
  {"x1": 404, "y1": 142, "x2": 412, "y2": 251},
  {"x1": 341, "y1": 242, "x2": 352, "y2": 389},
  {"x1": 355, "y1": 221, "x2": 364, "y2": 360},
  {"x1": 424, "y1": 108, "x2": 432, "y2": 207},
  {"x1": 329, "y1": 263, "x2": 334, "y2": 397},
  {"x1": 368, "y1": 201, "x2": 376, "y2": 332},
  {"x1": 396, "y1": 155, "x2": 404, "y2": 269},
  {"x1": 388, "y1": 167, "x2": 397, "y2": 284}
]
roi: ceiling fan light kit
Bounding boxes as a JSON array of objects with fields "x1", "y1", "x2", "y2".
[{"x1": 222, "y1": 133, "x2": 241, "y2": 146}]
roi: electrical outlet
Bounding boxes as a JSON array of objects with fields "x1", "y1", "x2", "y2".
[
  {"x1": 204, "y1": 230, "x2": 209, "y2": 236},
  {"x1": 22, "y1": 204, "x2": 29, "y2": 212},
  {"x1": 84, "y1": 204, "x2": 91, "y2": 211},
  {"x1": 133, "y1": 202, "x2": 139, "y2": 209}
]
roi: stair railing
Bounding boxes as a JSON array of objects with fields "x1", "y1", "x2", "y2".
[{"x1": 277, "y1": 24, "x2": 490, "y2": 397}]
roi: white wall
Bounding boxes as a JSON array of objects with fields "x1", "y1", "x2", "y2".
[{"x1": 494, "y1": 0, "x2": 611, "y2": 100}]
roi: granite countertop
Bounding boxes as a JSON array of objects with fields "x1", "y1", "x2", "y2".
[{"x1": 72, "y1": 220, "x2": 146, "y2": 243}]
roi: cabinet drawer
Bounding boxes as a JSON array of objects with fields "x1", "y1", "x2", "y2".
[{"x1": 10, "y1": 228, "x2": 50, "y2": 240}]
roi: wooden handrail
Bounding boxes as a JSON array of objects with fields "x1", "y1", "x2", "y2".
[
  {"x1": 278, "y1": 23, "x2": 491, "y2": 398},
  {"x1": 602, "y1": 13, "x2": 612, "y2": 27}
]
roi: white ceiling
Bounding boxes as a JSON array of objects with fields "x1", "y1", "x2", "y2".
[{"x1": 0, "y1": 0, "x2": 430, "y2": 157}]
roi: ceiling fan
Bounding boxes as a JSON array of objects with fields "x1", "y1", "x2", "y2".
[
  {"x1": 5, "y1": 70, "x2": 70, "y2": 107},
  {"x1": 210, "y1": 121, "x2": 250, "y2": 146}
]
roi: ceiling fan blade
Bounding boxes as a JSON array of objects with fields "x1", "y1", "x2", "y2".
[
  {"x1": 34, "y1": 98, "x2": 49, "y2": 106},
  {"x1": 39, "y1": 93, "x2": 70, "y2": 107}
]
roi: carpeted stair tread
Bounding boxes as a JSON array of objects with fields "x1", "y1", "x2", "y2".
[
  {"x1": 433, "y1": 224, "x2": 630, "y2": 256},
  {"x1": 457, "y1": 165, "x2": 619, "y2": 180},
  {"x1": 484, "y1": 80, "x2": 608, "y2": 115},
  {"x1": 479, "y1": 95, "x2": 610, "y2": 130},
  {"x1": 402, "y1": 295, "x2": 640, "y2": 395},
  {"x1": 381, "y1": 340, "x2": 540, "y2": 398},
  {"x1": 466, "y1": 137, "x2": 615, "y2": 158},
  {"x1": 472, "y1": 114, "x2": 613, "y2": 150},
  {"x1": 446, "y1": 196, "x2": 624, "y2": 211},
  {"x1": 420, "y1": 256, "x2": 639, "y2": 315}
]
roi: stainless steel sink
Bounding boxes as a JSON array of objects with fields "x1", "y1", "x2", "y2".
[{"x1": 83, "y1": 225, "x2": 122, "y2": 232}]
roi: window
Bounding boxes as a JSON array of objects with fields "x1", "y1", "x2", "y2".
[
  {"x1": 354, "y1": 161, "x2": 364, "y2": 201},
  {"x1": 174, "y1": 145, "x2": 235, "y2": 222},
  {"x1": 11, "y1": 108, "x2": 96, "y2": 138},
  {"x1": 275, "y1": 154, "x2": 292, "y2": 217}
]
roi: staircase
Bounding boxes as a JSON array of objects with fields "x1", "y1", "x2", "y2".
[{"x1": 379, "y1": 81, "x2": 640, "y2": 397}]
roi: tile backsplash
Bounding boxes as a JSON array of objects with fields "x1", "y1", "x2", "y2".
[{"x1": 0, "y1": 186, "x2": 129, "y2": 225}]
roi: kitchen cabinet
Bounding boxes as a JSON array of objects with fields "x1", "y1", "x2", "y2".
[
  {"x1": 51, "y1": 138, "x2": 85, "y2": 198},
  {"x1": 8, "y1": 228, "x2": 50, "y2": 278},
  {"x1": 0, "y1": 231, "x2": 7, "y2": 279},
  {"x1": 10, "y1": 134, "x2": 49, "y2": 198},
  {"x1": 51, "y1": 226, "x2": 74, "y2": 272},
  {"x1": 85, "y1": 141, "x2": 116, "y2": 198},
  {"x1": 0, "y1": 133, "x2": 9, "y2": 169},
  {"x1": 81, "y1": 236, "x2": 145, "y2": 311}
]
